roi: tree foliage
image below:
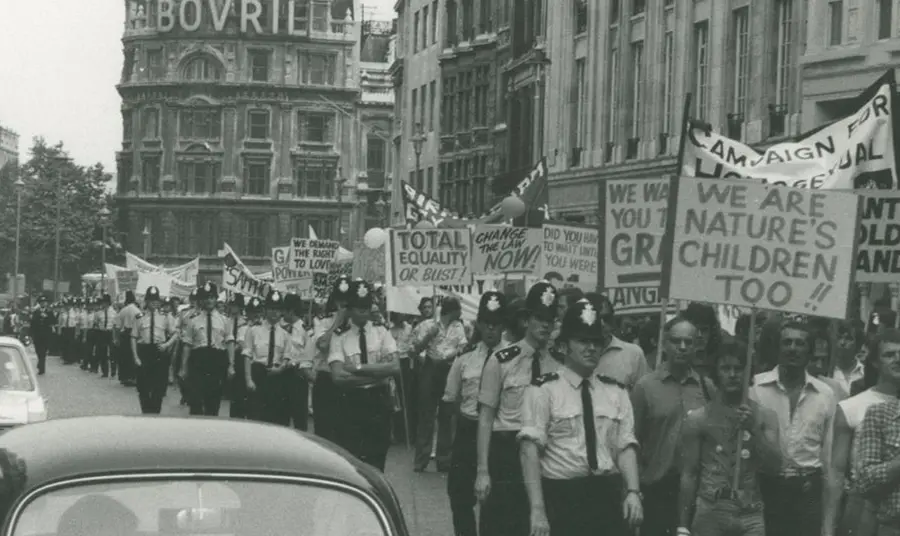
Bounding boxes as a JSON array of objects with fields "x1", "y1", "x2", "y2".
[{"x1": 0, "y1": 138, "x2": 114, "y2": 296}]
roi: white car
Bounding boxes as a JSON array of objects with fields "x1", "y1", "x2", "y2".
[{"x1": 0, "y1": 336, "x2": 48, "y2": 429}]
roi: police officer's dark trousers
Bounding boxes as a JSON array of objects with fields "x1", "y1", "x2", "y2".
[
  {"x1": 187, "y1": 347, "x2": 228, "y2": 416},
  {"x1": 249, "y1": 362, "x2": 290, "y2": 425},
  {"x1": 228, "y1": 349, "x2": 248, "y2": 418},
  {"x1": 313, "y1": 372, "x2": 341, "y2": 441},
  {"x1": 83, "y1": 329, "x2": 98, "y2": 369},
  {"x1": 33, "y1": 331, "x2": 50, "y2": 374},
  {"x1": 479, "y1": 431, "x2": 529, "y2": 536},
  {"x1": 447, "y1": 415, "x2": 478, "y2": 536},
  {"x1": 61, "y1": 327, "x2": 76, "y2": 364},
  {"x1": 337, "y1": 383, "x2": 392, "y2": 471},
  {"x1": 542, "y1": 474, "x2": 627, "y2": 536},
  {"x1": 136, "y1": 344, "x2": 169, "y2": 414},
  {"x1": 118, "y1": 332, "x2": 136, "y2": 384},
  {"x1": 287, "y1": 369, "x2": 309, "y2": 430},
  {"x1": 92, "y1": 330, "x2": 113, "y2": 374}
]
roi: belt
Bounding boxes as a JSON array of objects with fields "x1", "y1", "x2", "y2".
[{"x1": 780, "y1": 466, "x2": 822, "y2": 478}]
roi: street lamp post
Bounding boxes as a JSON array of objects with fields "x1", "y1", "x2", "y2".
[
  {"x1": 50, "y1": 157, "x2": 69, "y2": 302},
  {"x1": 410, "y1": 122, "x2": 426, "y2": 194},
  {"x1": 335, "y1": 167, "x2": 348, "y2": 245},
  {"x1": 13, "y1": 178, "x2": 25, "y2": 307},
  {"x1": 375, "y1": 196, "x2": 388, "y2": 227},
  {"x1": 142, "y1": 225, "x2": 151, "y2": 259},
  {"x1": 98, "y1": 207, "x2": 111, "y2": 295}
]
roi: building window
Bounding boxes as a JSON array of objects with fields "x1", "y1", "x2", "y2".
[
  {"x1": 118, "y1": 156, "x2": 133, "y2": 192},
  {"x1": 312, "y1": 1, "x2": 328, "y2": 32},
  {"x1": 878, "y1": 0, "x2": 893, "y2": 39},
  {"x1": 660, "y1": 30, "x2": 674, "y2": 152},
  {"x1": 293, "y1": 164, "x2": 335, "y2": 198},
  {"x1": 423, "y1": 6, "x2": 430, "y2": 46},
  {"x1": 429, "y1": 80, "x2": 437, "y2": 131},
  {"x1": 248, "y1": 110, "x2": 270, "y2": 139},
  {"x1": 411, "y1": 88, "x2": 418, "y2": 134},
  {"x1": 828, "y1": 1, "x2": 843, "y2": 46},
  {"x1": 571, "y1": 58, "x2": 586, "y2": 167},
  {"x1": 693, "y1": 21, "x2": 710, "y2": 119},
  {"x1": 774, "y1": 0, "x2": 793, "y2": 111},
  {"x1": 420, "y1": 84, "x2": 428, "y2": 127},
  {"x1": 298, "y1": 112, "x2": 332, "y2": 142},
  {"x1": 244, "y1": 161, "x2": 270, "y2": 195},
  {"x1": 123, "y1": 111, "x2": 133, "y2": 141},
  {"x1": 442, "y1": 77, "x2": 456, "y2": 133},
  {"x1": 462, "y1": 0, "x2": 474, "y2": 41},
  {"x1": 146, "y1": 49, "x2": 164, "y2": 79},
  {"x1": 367, "y1": 136, "x2": 386, "y2": 186},
  {"x1": 413, "y1": 11, "x2": 420, "y2": 52},
  {"x1": 142, "y1": 108, "x2": 159, "y2": 139},
  {"x1": 141, "y1": 156, "x2": 161, "y2": 193},
  {"x1": 605, "y1": 27, "x2": 619, "y2": 157},
  {"x1": 179, "y1": 109, "x2": 222, "y2": 139},
  {"x1": 177, "y1": 214, "x2": 217, "y2": 256},
  {"x1": 249, "y1": 50, "x2": 270, "y2": 82},
  {"x1": 432, "y1": 0, "x2": 438, "y2": 43},
  {"x1": 306, "y1": 217, "x2": 336, "y2": 241},
  {"x1": 732, "y1": 8, "x2": 750, "y2": 118},
  {"x1": 426, "y1": 166, "x2": 434, "y2": 195},
  {"x1": 447, "y1": 0, "x2": 458, "y2": 47},
  {"x1": 632, "y1": 0, "x2": 645, "y2": 16},
  {"x1": 609, "y1": 0, "x2": 620, "y2": 22},
  {"x1": 574, "y1": 0, "x2": 587, "y2": 34},
  {"x1": 480, "y1": 0, "x2": 492, "y2": 33},
  {"x1": 292, "y1": 0, "x2": 309, "y2": 31},
  {"x1": 300, "y1": 52, "x2": 335, "y2": 85},
  {"x1": 629, "y1": 41, "x2": 643, "y2": 140},
  {"x1": 183, "y1": 56, "x2": 222, "y2": 81},
  {"x1": 179, "y1": 162, "x2": 219, "y2": 194},
  {"x1": 246, "y1": 217, "x2": 267, "y2": 257}
]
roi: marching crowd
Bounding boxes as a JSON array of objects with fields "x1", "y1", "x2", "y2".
[{"x1": 18, "y1": 275, "x2": 900, "y2": 536}]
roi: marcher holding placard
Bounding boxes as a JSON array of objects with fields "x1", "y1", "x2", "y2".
[
  {"x1": 476, "y1": 281, "x2": 560, "y2": 536},
  {"x1": 631, "y1": 316, "x2": 714, "y2": 536},
  {"x1": 519, "y1": 299, "x2": 643, "y2": 536},
  {"x1": 751, "y1": 318, "x2": 838, "y2": 536},
  {"x1": 677, "y1": 337, "x2": 781, "y2": 536}
]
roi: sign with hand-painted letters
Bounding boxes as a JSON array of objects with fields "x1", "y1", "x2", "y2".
[{"x1": 470, "y1": 226, "x2": 541, "y2": 275}]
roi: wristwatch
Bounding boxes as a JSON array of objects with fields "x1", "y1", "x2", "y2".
[{"x1": 625, "y1": 489, "x2": 642, "y2": 501}]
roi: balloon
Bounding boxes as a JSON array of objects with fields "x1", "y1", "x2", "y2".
[
  {"x1": 363, "y1": 227, "x2": 387, "y2": 249},
  {"x1": 500, "y1": 196, "x2": 526, "y2": 219},
  {"x1": 415, "y1": 220, "x2": 435, "y2": 229}
]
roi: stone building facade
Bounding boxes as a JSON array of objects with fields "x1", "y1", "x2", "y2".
[
  {"x1": 115, "y1": 0, "x2": 362, "y2": 279},
  {"x1": 543, "y1": 0, "x2": 806, "y2": 221},
  {"x1": 0, "y1": 124, "x2": 18, "y2": 171}
]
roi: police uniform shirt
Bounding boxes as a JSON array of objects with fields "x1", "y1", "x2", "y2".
[
  {"x1": 66, "y1": 308, "x2": 79, "y2": 328},
  {"x1": 94, "y1": 306, "x2": 116, "y2": 331},
  {"x1": 229, "y1": 314, "x2": 249, "y2": 352},
  {"x1": 284, "y1": 319, "x2": 312, "y2": 368},
  {"x1": 183, "y1": 309, "x2": 234, "y2": 350},
  {"x1": 478, "y1": 339, "x2": 560, "y2": 432},
  {"x1": 312, "y1": 314, "x2": 338, "y2": 371},
  {"x1": 518, "y1": 367, "x2": 638, "y2": 480},
  {"x1": 177, "y1": 307, "x2": 199, "y2": 341},
  {"x1": 57, "y1": 309, "x2": 68, "y2": 329},
  {"x1": 245, "y1": 321, "x2": 291, "y2": 366},
  {"x1": 133, "y1": 310, "x2": 174, "y2": 344},
  {"x1": 327, "y1": 321, "x2": 398, "y2": 385},
  {"x1": 116, "y1": 303, "x2": 141, "y2": 334},
  {"x1": 443, "y1": 341, "x2": 498, "y2": 420},
  {"x1": 79, "y1": 308, "x2": 91, "y2": 329}
]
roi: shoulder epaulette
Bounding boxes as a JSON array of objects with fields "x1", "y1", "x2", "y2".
[
  {"x1": 597, "y1": 375, "x2": 627, "y2": 390},
  {"x1": 372, "y1": 320, "x2": 384, "y2": 327},
  {"x1": 460, "y1": 342, "x2": 477, "y2": 355},
  {"x1": 334, "y1": 322, "x2": 350, "y2": 335},
  {"x1": 135, "y1": 312, "x2": 143, "y2": 319},
  {"x1": 533, "y1": 372, "x2": 559, "y2": 386},
  {"x1": 494, "y1": 345, "x2": 521, "y2": 363}
]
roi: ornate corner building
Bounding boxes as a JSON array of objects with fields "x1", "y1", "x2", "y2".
[
  {"x1": 0, "y1": 124, "x2": 18, "y2": 171},
  {"x1": 115, "y1": 0, "x2": 363, "y2": 279}
]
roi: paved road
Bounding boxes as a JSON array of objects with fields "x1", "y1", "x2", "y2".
[{"x1": 31, "y1": 350, "x2": 453, "y2": 536}]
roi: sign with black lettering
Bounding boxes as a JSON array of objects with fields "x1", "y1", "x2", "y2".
[
  {"x1": 683, "y1": 71, "x2": 898, "y2": 190},
  {"x1": 857, "y1": 191, "x2": 900, "y2": 283},
  {"x1": 288, "y1": 238, "x2": 339, "y2": 274},
  {"x1": 541, "y1": 223, "x2": 598, "y2": 292},
  {"x1": 471, "y1": 226, "x2": 541, "y2": 275},
  {"x1": 605, "y1": 286, "x2": 678, "y2": 317},
  {"x1": 388, "y1": 229, "x2": 472, "y2": 287},
  {"x1": 598, "y1": 176, "x2": 670, "y2": 288},
  {"x1": 661, "y1": 177, "x2": 863, "y2": 320}
]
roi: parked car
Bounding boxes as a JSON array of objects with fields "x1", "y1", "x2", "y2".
[
  {"x1": 0, "y1": 338, "x2": 46, "y2": 430},
  {"x1": 0, "y1": 416, "x2": 409, "y2": 536}
]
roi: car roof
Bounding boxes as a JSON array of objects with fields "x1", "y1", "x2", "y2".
[
  {"x1": 0, "y1": 338, "x2": 27, "y2": 352},
  {"x1": 0, "y1": 416, "x2": 392, "y2": 495}
]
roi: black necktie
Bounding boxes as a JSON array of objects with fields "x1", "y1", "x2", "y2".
[
  {"x1": 233, "y1": 317, "x2": 239, "y2": 340},
  {"x1": 268, "y1": 325, "x2": 276, "y2": 367},
  {"x1": 150, "y1": 313, "x2": 155, "y2": 345},
  {"x1": 582, "y1": 380, "x2": 598, "y2": 471},
  {"x1": 359, "y1": 326, "x2": 368, "y2": 365},
  {"x1": 104, "y1": 309, "x2": 108, "y2": 329},
  {"x1": 207, "y1": 312, "x2": 213, "y2": 347},
  {"x1": 531, "y1": 354, "x2": 541, "y2": 382}
]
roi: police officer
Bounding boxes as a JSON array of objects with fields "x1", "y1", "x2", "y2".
[
  {"x1": 131, "y1": 286, "x2": 176, "y2": 414},
  {"x1": 82, "y1": 297, "x2": 98, "y2": 371},
  {"x1": 519, "y1": 299, "x2": 643, "y2": 536},
  {"x1": 114, "y1": 291, "x2": 141, "y2": 385},
  {"x1": 226, "y1": 294, "x2": 249, "y2": 418},
  {"x1": 329, "y1": 280, "x2": 400, "y2": 471},
  {"x1": 92, "y1": 294, "x2": 116, "y2": 377},
  {"x1": 30, "y1": 296, "x2": 55, "y2": 375},
  {"x1": 476, "y1": 280, "x2": 561, "y2": 536},
  {"x1": 245, "y1": 290, "x2": 292, "y2": 424},
  {"x1": 443, "y1": 290, "x2": 508, "y2": 536},
  {"x1": 282, "y1": 293, "x2": 311, "y2": 430},
  {"x1": 181, "y1": 282, "x2": 234, "y2": 416},
  {"x1": 173, "y1": 288, "x2": 201, "y2": 405},
  {"x1": 60, "y1": 297, "x2": 77, "y2": 365},
  {"x1": 312, "y1": 275, "x2": 353, "y2": 441}
]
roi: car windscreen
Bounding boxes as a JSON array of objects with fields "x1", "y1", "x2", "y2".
[
  {"x1": 0, "y1": 347, "x2": 34, "y2": 392},
  {"x1": 9, "y1": 478, "x2": 390, "y2": 536}
]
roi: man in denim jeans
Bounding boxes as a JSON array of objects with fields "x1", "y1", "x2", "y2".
[{"x1": 677, "y1": 337, "x2": 782, "y2": 536}]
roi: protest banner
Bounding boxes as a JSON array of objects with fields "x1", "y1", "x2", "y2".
[
  {"x1": 126, "y1": 252, "x2": 200, "y2": 284},
  {"x1": 856, "y1": 191, "x2": 900, "y2": 283},
  {"x1": 605, "y1": 286, "x2": 678, "y2": 316},
  {"x1": 661, "y1": 177, "x2": 863, "y2": 319},
  {"x1": 388, "y1": 228, "x2": 472, "y2": 287},
  {"x1": 312, "y1": 259, "x2": 353, "y2": 302},
  {"x1": 598, "y1": 177, "x2": 670, "y2": 288},
  {"x1": 271, "y1": 246, "x2": 314, "y2": 295},
  {"x1": 541, "y1": 223, "x2": 599, "y2": 292},
  {"x1": 115, "y1": 270, "x2": 139, "y2": 293},
  {"x1": 136, "y1": 272, "x2": 172, "y2": 297},
  {"x1": 352, "y1": 243, "x2": 386, "y2": 283},
  {"x1": 470, "y1": 225, "x2": 541, "y2": 275},
  {"x1": 221, "y1": 243, "x2": 273, "y2": 299},
  {"x1": 170, "y1": 279, "x2": 195, "y2": 299},
  {"x1": 682, "y1": 71, "x2": 898, "y2": 190},
  {"x1": 288, "y1": 238, "x2": 340, "y2": 273}
]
